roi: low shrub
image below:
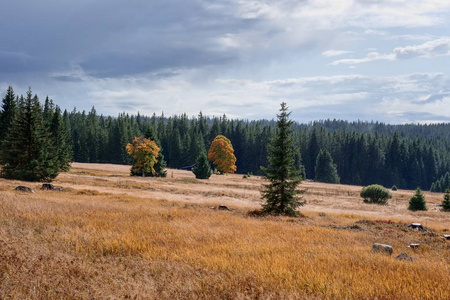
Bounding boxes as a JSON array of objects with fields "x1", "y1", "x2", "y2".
[{"x1": 360, "y1": 184, "x2": 392, "y2": 205}]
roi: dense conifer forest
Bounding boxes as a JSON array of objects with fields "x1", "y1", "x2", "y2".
[{"x1": 1, "y1": 87, "x2": 450, "y2": 190}]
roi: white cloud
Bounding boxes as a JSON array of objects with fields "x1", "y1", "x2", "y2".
[
  {"x1": 393, "y1": 37, "x2": 450, "y2": 59},
  {"x1": 332, "y1": 38, "x2": 450, "y2": 65},
  {"x1": 364, "y1": 29, "x2": 386, "y2": 36},
  {"x1": 322, "y1": 50, "x2": 353, "y2": 57},
  {"x1": 331, "y1": 52, "x2": 395, "y2": 65}
]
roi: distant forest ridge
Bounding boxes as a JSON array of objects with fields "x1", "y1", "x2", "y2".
[
  {"x1": 64, "y1": 106, "x2": 450, "y2": 191},
  {"x1": 1, "y1": 87, "x2": 450, "y2": 190}
]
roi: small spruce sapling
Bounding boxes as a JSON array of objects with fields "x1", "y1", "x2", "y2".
[
  {"x1": 408, "y1": 187, "x2": 427, "y2": 211},
  {"x1": 441, "y1": 188, "x2": 450, "y2": 212}
]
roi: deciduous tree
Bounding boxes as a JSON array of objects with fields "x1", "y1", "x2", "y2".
[
  {"x1": 126, "y1": 137, "x2": 161, "y2": 177},
  {"x1": 207, "y1": 135, "x2": 237, "y2": 174}
]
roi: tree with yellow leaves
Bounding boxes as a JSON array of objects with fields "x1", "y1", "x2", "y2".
[
  {"x1": 207, "y1": 135, "x2": 237, "y2": 174},
  {"x1": 126, "y1": 137, "x2": 161, "y2": 177}
]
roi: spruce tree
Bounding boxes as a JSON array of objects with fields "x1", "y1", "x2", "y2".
[
  {"x1": 315, "y1": 149, "x2": 340, "y2": 184},
  {"x1": 261, "y1": 102, "x2": 304, "y2": 216},
  {"x1": 50, "y1": 106, "x2": 72, "y2": 171},
  {"x1": 0, "y1": 86, "x2": 17, "y2": 144},
  {"x1": 408, "y1": 187, "x2": 427, "y2": 211},
  {"x1": 0, "y1": 89, "x2": 56, "y2": 181},
  {"x1": 441, "y1": 188, "x2": 450, "y2": 212},
  {"x1": 192, "y1": 151, "x2": 211, "y2": 179}
]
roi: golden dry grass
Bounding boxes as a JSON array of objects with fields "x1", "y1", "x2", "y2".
[{"x1": 0, "y1": 163, "x2": 449, "y2": 299}]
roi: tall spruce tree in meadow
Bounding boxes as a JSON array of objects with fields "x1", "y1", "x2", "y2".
[
  {"x1": 315, "y1": 149, "x2": 340, "y2": 184},
  {"x1": 192, "y1": 150, "x2": 211, "y2": 179},
  {"x1": 0, "y1": 86, "x2": 17, "y2": 144},
  {"x1": 441, "y1": 188, "x2": 450, "y2": 212},
  {"x1": 408, "y1": 187, "x2": 427, "y2": 211},
  {"x1": 261, "y1": 102, "x2": 304, "y2": 216},
  {"x1": 0, "y1": 89, "x2": 57, "y2": 181}
]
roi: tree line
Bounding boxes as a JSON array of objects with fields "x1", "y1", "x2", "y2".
[{"x1": 1, "y1": 86, "x2": 450, "y2": 191}]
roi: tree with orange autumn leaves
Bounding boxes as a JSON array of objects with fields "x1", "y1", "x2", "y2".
[
  {"x1": 207, "y1": 135, "x2": 237, "y2": 174},
  {"x1": 126, "y1": 137, "x2": 160, "y2": 177}
]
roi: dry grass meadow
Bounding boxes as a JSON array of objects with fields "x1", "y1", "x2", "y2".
[{"x1": 1, "y1": 162, "x2": 449, "y2": 299}]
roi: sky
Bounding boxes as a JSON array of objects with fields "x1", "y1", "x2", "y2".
[{"x1": 1, "y1": 0, "x2": 450, "y2": 124}]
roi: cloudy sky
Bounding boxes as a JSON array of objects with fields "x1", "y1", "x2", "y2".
[{"x1": 1, "y1": 0, "x2": 450, "y2": 123}]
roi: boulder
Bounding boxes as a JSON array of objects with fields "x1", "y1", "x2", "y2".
[
  {"x1": 40, "y1": 183, "x2": 55, "y2": 190},
  {"x1": 372, "y1": 243, "x2": 393, "y2": 255},
  {"x1": 218, "y1": 205, "x2": 231, "y2": 211},
  {"x1": 395, "y1": 253, "x2": 414, "y2": 262},
  {"x1": 14, "y1": 186, "x2": 35, "y2": 193}
]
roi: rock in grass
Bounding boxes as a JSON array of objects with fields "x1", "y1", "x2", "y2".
[
  {"x1": 395, "y1": 253, "x2": 414, "y2": 262},
  {"x1": 372, "y1": 243, "x2": 393, "y2": 255},
  {"x1": 14, "y1": 186, "x2": 35, "y2": 193},
  {"x1": 218, "y1": 205, "x2": 231, "y2": 211},
  {"x1": 40, "y1": 183, "x2": 54, "y2": 190}
]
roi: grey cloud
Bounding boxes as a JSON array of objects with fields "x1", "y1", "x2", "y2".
[{"x1": 51, "y1": 75, "x2": 85, "y2": 82}]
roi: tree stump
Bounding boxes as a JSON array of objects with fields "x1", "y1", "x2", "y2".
[
  {"x1": 408, "y1": 223, "x2": 424, "y2": 231},
  {"x1": 408, "y1": 243, "x2": 420, "y2": 249}
]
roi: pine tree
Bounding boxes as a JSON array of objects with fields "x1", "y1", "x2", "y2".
[
  {"x1": 261, "y1": 102, "x2": 305, "y2": 216},
  {"x1": 192, "y1": 151, "x2": 211, "y2": 179},
  {"x1": 408, "y1": 187, "x2": 427, "y2": 211},
  {"x1": 441, "y1": 188, "x2": 450, "y2": 212},
  {"x1": 315, "y1": 149, "x2": 340, "y2": 184},
  {"x1": 0, "y1": 86, "x2": 17, "y2": 144},
  {"x1": 0, "y1": 89, "x2": 57, "y2": 181}
]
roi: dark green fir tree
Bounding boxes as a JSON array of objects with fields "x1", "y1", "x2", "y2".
[
  {"x1": 0, "y1": 89, "x2": 56, "y2": 181},
  {"x1": 192, "y1": 151, "x2": 211, "y2": 179},
  {"x1": 315, "y1": 149, "x2": 340, "y2": 184},
  {"x1": 261, "y1": 102, "x2": 305, "y2": 216},
  {"x1": 441, "y1": 188, "x2": 450, "y2": 212},
  {"x1": 49, "y1": 106, "x2": 73, "y2": 171},
  {"x1": 0, "y1": 86, "x2": 17, "y2": 144},
  {"x1": 408, "y1": 187, "x2": 427, "y2": 211}
]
